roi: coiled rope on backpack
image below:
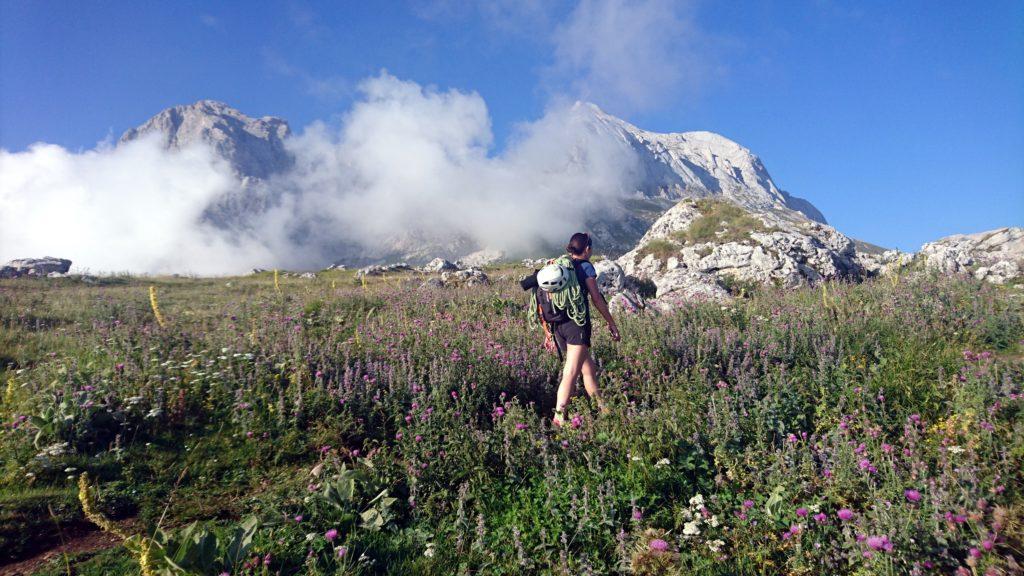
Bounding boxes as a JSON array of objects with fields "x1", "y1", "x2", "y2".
[{"x1": 550, "y1": 255, "x2": 588, "y2": 327}]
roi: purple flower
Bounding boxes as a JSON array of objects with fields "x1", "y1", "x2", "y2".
[
  {"x1": 796, "y1": 507, "x2": 808, "y2": 517},
  {"x1": 837, "y1": 509, "x2": 855, "y2": 521},
  {"x1": 649, "y1": 539, "x2": 669, "y2": 552},
  {"x1": 813, "y1": 512, "x2": 827, "y2": 524},
  {"x1": 571, "y1": 415, "x2": 583, "y2": 428},
  {"x1": 325, "y1": 529, "x2": 338, "y2": 542},
  {"x1": 294, "y1": 515, "x2": 303, "y2": 522},
  {"x1": 337, "y1": 546, "x2": 348, "y2": 557},
  {"x1": 515, "y1": 422, "x2": 528, "y2": 430},
  {"x1": 742, "y1": 500, "x2": 755, "y2": 509},
  {"x1": 968, "y1": 547, "x2": 981, "y2": 558},
  {"x1": 866, "y1": 535, "x2": 893, "y2": 551},
  {"x1": 905, "y1": 489, "x2": 922, "y2": 503},
  {"x1": 632, "y1": 509, "x2": 644, "y2": 521}
]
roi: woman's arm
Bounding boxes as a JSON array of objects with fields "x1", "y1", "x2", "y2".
[{"x1": 584, "y1": 277, "x2": 620, "y2": 341}]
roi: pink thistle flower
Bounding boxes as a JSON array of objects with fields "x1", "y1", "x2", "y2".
[
  {"x1": 866, "y1": 535, "x2": 892, "y2": 551},
  {"x1": 837, "y1": 509, "x2": 855, "y2": 521},
  {"x1": 796, "y1": 507, "x2": 808, "y2": 517},
  {"x1": 742, "y1": 500, "x2": 755, "y2": 509},
  {"x1": 325, "y1": 529, "x2": 338, "y2": 542},
  {"x1": 649, "y1": 539, "x2": 669, "y2": 552},
  {"x1": 813, "y1": 512, "x2": 827, "y2": 524},
  {"x1": 905, "y1": 489, "x2": 922, "y2": 503}
]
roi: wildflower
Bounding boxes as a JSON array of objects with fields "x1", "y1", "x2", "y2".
[
  {"x1": 982, "y1": 539, "x2": 994, "y2": 551},
  {"x1": 969, "y1": 547, "x2": 981, "y2": 558},
  {"x1": 492, "y1": 406, "x2": 505, "y2": 419},
  {"x1": 294, "y1": 515, "x2": 303, "y2": 522},
  {"x1": 570, "y1": 415, "x2": 582, "y2": 428},
  {"x1": 325, "y1": 529, "x2": 338, "y2": 542},
  {"x1": 682, "y1": 521, "x2": 700, "y2": 536},
  {"x1": 655, "y1": 458, "x2": 670, "y2": 467},
  {"x1": 948, "y1": 445, "x2": 965, "y2": 455},
  {"x1": 866, "y1": 535, "x2": 893, "y2": 551},
  {"x1": 837, "y1": 509, "x2": 855, "y2": 521},
  {"x1": 337, "y1": 546, "x2": 348, "y2": 558},
  {"x1": 707, "y1": 539, "x2": 724, "y2": 553},
  {"x1": 649, "y1": 539, "x2": 669, "y2": 552},
  {"x1": 796, "y1": 507, "x2": 808, "y2": 517},
  {"x1": 742, "y1": 499, "x2": 754, "y2": 509},
  {"x1": 515, "y1": 422, "x2": 527, "y2": 430},
  {"x1": 813, "y1": 512, "x2": 827, "y2": 524},
  {"x1": 905, "y1": 489, "x2": 922, "y2": 503}
]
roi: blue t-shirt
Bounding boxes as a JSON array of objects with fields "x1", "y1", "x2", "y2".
[{"x1": 573, "y1": 259, "x2": 597, "y2": 319}]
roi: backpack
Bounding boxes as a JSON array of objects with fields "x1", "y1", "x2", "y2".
[{"x1": 528, "y1": 255, "x2": 588, "y2": 327}]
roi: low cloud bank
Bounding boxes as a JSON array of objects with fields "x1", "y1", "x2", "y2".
[{"x1": 1, "y1": 74, "x2": 641, "y2": 274}]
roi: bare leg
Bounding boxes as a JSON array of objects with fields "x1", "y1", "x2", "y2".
[
  {"x1": 555, "y1": 344, "x2": 586, "y2": 421},
  {"x1": 578, "y1": 349, "x2": 607, "y2": 413}
]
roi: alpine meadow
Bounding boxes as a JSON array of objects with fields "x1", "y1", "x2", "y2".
[{"x1": 2, "y1": 1, "x2": 1023, "y2": 575}]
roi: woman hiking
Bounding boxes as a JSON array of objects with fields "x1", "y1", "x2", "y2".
[{"x1": 537, "y1": 232, "x2": 621, "y2": 426}]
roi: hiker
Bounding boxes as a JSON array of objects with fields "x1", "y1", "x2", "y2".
[{"x1": 535, "y1": 232, "x2": 621, "y2": 426}]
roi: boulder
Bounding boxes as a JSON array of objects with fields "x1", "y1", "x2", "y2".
[
  {"x1": 442, "y1": 268, "x2": 489, "y2": 287},
  {"x1": 1, "y1": 257, "x2": 72, "y2": 279},
  {"x1": 421, "y1": 258, "x2": 459, "y2": 273},
  {"x1": 593, "y1": 259, "x2": 625, "y2": 294},
  {"x1": 356, "y1": 263, "x2": 413, "y2": 278}
]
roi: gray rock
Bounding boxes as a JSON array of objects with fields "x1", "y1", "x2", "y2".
[
  {"x1": 356, "y1": 263, "x2": 413, "y2": 278},
  {"x1": 593, "y1": 259, "x2": 625, "y2": 294},
  {"x1": 919, "y1": 227, "x2": 1024, "y2": 283},
  {"x1": 421, "y1": 258, "x2": 459, "y2": 273},
  {"x1": 419, "y1": 277, "x2": 445, "y2": 289},
  {"x1": 616, "y1": 198, "x2": 864, "y2": 309},
  {"x1": 1, "y1": 257, "x2": 72, "y2": 279},
  {"x1": 608, "y1": 290, "x2": 645, "y2": 314},
  {"x1": 299, "y1": 272, "x2": 317, "y2": 279},
  {"x1": 442, "y1": 268, "x2": 489, "y2": 287}
]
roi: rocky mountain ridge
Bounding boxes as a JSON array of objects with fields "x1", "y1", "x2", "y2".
[{"x1": 119, "y1": 100, "x2": 830, "y2": 264}]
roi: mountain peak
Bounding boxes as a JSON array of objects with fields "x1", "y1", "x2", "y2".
[{"x1": 119, "y1": 100, "x2": 293, "y2": 182}]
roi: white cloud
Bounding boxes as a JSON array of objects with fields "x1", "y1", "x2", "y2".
[
  {"x1": 0, "y1": 135, "x2": 276, "y2": 275},
  {"x1": 0, "y1": 73, "x2": 640, "y2": 274},
  {"x1": 549, "y1": 0, "x2": 712, "y2": 114}
]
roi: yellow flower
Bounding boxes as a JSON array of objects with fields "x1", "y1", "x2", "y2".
[{"x1": 149, "y1": 286, "x2": 167, "y2": 328}]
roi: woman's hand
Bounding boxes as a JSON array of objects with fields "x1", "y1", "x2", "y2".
[
  {"x1": 609, "y1": 323, "x2": 621, "y2": 342},
  {"x1": 544, "y1": 336, "x2": 557, "y2": 351}
]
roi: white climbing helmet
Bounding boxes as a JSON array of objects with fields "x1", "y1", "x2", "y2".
[{"x1": 537, "y1": 263, "x2": 570, "y2": 292}]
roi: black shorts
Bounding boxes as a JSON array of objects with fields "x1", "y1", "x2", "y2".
[{"x1": 553, "y1": 319, "x2": 592, "y2": 352}]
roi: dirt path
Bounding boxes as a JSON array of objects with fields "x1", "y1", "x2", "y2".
[{"x1": 0, "y1": 529, "x2": 122, "y2": 576}]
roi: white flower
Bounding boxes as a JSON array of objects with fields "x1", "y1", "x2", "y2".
[
  {"x1": 707, "y1": 539, "x2": 725, "y2": 553},
  {"x1": 424, "y1": 543, "x2": 435, "y2": 558},
  {"x1": 655, "y1": 458, "x2": 670, "y2": 467},
  {"x1": 947, "y1": 445, "x2": 965, "y2": 454},
  {"x1": 689, "y1": 494, "x2": 705, "y2": 508},
  {"x1": 709, "y1": 515, "x2": 719, "y2": 528},
  {"x1": 682, "y1": 520, "x2": 701, "y2": 536}
]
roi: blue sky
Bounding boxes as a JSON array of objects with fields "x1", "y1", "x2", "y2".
[{"x1": 2, "y1": 0, "x2": 1022, "y2": 251}]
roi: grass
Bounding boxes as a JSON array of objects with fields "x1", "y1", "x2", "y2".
[{"x1": 0, "y1": 268, "x2": 1021, "y2": 574}]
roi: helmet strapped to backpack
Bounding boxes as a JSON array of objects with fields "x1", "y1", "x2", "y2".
[{"x1": 537, "y1": 263, "x2": 571, "y2": 293}]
